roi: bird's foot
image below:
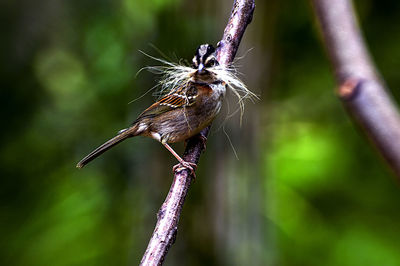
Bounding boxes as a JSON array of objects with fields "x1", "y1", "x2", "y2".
[{"x1": 173, "y1": 161, "x2": 197, "y2": 180}]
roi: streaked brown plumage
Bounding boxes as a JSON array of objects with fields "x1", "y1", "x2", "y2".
[{"x1": 76, "y1": 44, "x2": 226, "y2": 171}]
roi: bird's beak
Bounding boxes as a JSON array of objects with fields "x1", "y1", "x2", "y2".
[{"x1": 197, "y1": 63, "x2": 205, "y2": 74}]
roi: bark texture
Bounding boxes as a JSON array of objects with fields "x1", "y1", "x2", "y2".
[{"x1": 313, "y1": 0, "x2": 400, "y2": 177}]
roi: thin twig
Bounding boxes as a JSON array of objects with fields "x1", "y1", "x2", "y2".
[
  {"x1": 312, "y1": 0, "x2": 400, "y2": 177},
  {"x1": 139, "y1": 1, "x2": 255, "y2": 265}
]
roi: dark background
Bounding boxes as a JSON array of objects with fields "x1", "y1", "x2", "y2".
[{"x1": 1, "y1": 0, "x2": 400, "y2": 265}]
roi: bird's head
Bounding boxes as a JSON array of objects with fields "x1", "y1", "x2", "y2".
[{"x1": 192, "y1": 44, "x2": 219, "y2": 81}]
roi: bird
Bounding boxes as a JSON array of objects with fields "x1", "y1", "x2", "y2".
[{"x1": 76, "y1": 44, "x2": 226, "y2": 174}]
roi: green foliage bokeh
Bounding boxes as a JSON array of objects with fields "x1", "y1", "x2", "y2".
[{"x1": 1, "y1": 0, "x2": 400, "y2": 265}]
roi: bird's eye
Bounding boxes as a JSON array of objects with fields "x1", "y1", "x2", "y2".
[{"x1": 205, "y1": 58, "x2": 216, "y2": 68}]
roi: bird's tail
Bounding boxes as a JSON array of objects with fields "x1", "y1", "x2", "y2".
[{"x1": 76, "y1": 126, "x2": 138, "y2": 169}]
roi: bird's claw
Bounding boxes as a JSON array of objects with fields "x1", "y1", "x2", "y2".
[{"x1": 173, "y1": 161, "x2": 197, "y2": 180}]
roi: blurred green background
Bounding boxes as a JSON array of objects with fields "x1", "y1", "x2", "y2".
[{"x1": 2, "y1": 0, "x2": 400, "y2": 265}]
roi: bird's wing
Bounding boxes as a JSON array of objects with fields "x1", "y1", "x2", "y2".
[{"x1": 134, "y1": 84, "x2": 198, "y2": 121}]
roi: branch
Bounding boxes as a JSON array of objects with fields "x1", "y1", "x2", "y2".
[
  {"x1": 312, "y1": 0, "x2": 400, "y2": 177},
  {"x1": 139, "y1": 1, "x2": 255, "y2": 265}
]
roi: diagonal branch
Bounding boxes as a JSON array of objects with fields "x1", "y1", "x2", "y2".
[
  {"x1": 139, "y1": 0, "x2": 255, "y2": 265},
  {"x1": 312, "y1": 0, "x2": 400, "y2": 177}
]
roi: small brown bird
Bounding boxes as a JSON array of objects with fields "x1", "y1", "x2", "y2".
[{"x1": 76, "y1": 44, "x2": 226, "y2": 172}]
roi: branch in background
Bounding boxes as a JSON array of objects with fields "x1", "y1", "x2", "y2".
[
  {"x1": 140, "y1": 0, "x2": 255, "y2": 265},
  {"x1": 312, "y1": 0, "x2": 400, "y2": 177}
]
